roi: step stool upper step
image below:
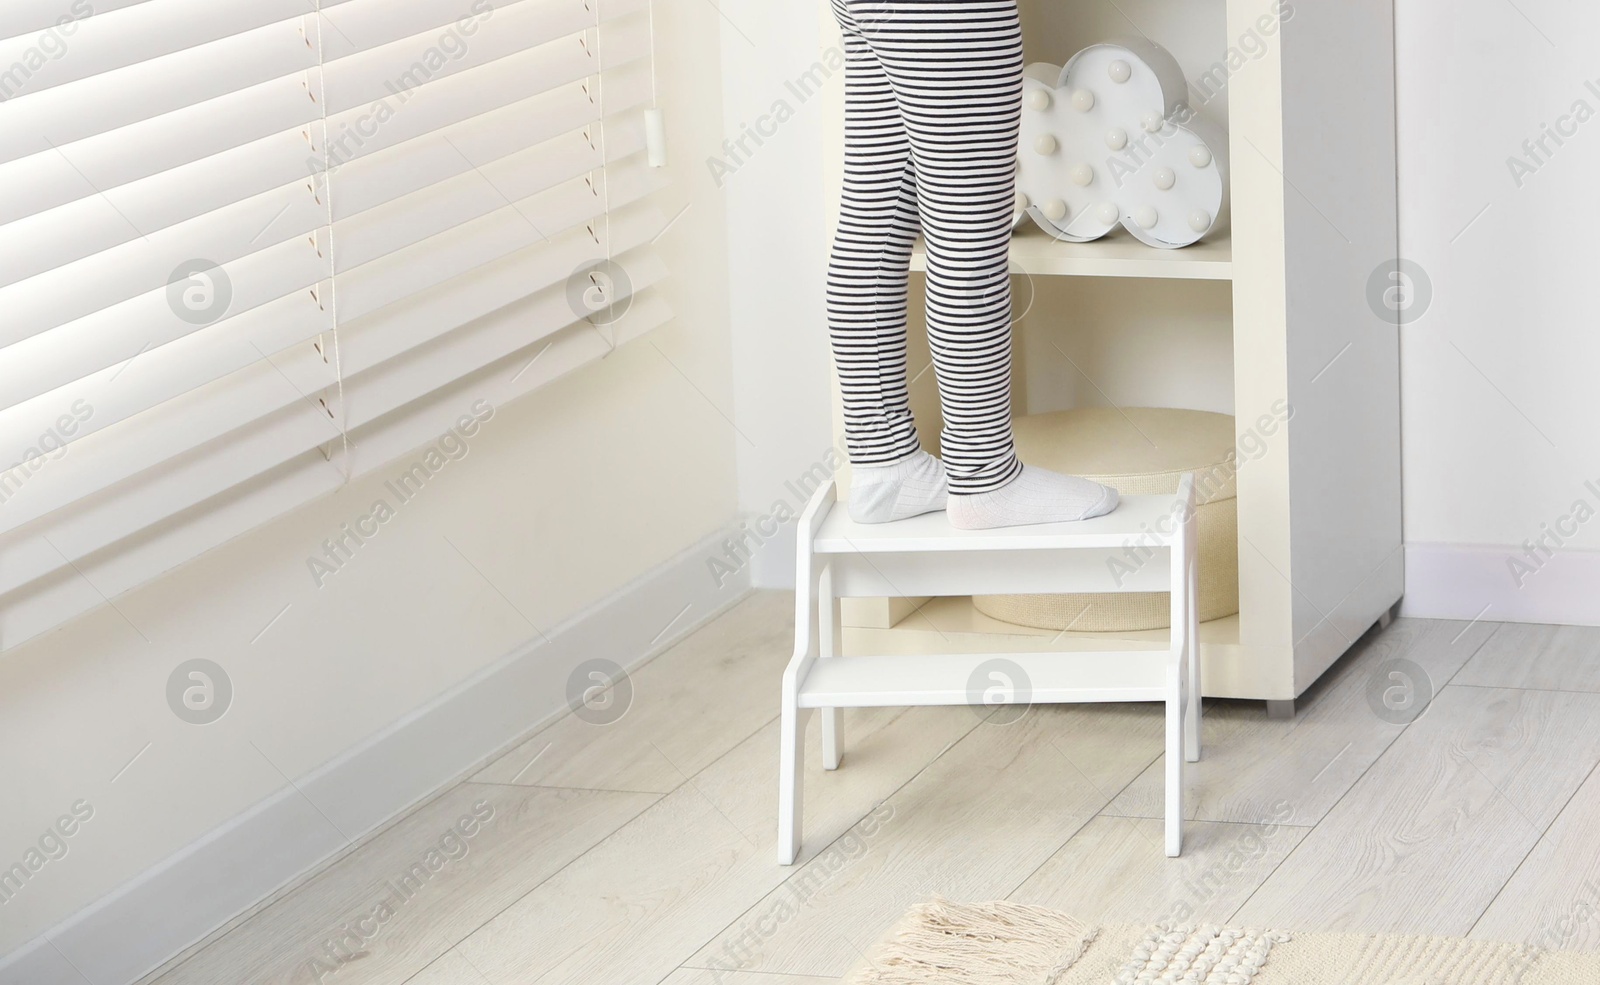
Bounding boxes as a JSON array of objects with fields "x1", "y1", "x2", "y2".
[{"x1": 812, "y1": 489, "x2": 1191, "y2": 555}]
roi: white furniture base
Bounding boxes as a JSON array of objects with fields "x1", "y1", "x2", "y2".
[{"x1": 778, "y1": 475, "x2": 1201, "y2": 862}]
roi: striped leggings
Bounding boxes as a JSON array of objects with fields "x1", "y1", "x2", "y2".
[{"x1": 827, "y1": 0, "x2": 1024, "y2": 495}]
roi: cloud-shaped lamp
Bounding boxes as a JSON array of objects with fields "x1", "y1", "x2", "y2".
[{"x1": 1014, "y1": 40, "x2": 1229, "y2": 249}]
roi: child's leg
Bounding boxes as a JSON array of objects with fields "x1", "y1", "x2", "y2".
[
  {"x1": 827, "y1": 19, "x2": 947, "y2": 523},
  {"x1": 849, "y1": 0, "x2": 1024, "y2": 494},
  {"x1": 847, "y1": 0, "x2": 1118, "y2": 529}
]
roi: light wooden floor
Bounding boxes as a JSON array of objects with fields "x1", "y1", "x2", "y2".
[{"x1": 147, "y1": 592, "x2": 1600, "y2": 985}]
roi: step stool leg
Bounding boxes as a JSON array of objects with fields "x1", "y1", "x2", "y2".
[
  {"x1": 779, "y1": 480, "x2": 835, "y2": 866},
  {"x1": 1185, "y1": 537, "x2": 1202, "y2": 763},
  {"x1": 819, "y1": 563, "x2": 844, "y2": 771},
  {"x1": 1165, "y1": 490, "x2": 1189, "y2": 857},
  {"x1": 778, "y1": 699, "x2": 807, "y2": 865},
  {"x1": 822, "y1": 712, "x2": 844, "y2": 771},
  {"x1": 1166, "y1": 681, "x2": 1184, "y2": 857}
]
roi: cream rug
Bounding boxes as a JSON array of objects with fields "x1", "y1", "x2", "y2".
[{"x1": 843, "y1": 897, "x2": 1598, "y2": 985}]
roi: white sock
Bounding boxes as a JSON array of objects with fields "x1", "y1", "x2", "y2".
[
  {"x1": 847, "y1": 450, "x2": 949, "y2": 524},
  {"x1": 946, "y1": 465, "x2": 1119, "y2": 530}
]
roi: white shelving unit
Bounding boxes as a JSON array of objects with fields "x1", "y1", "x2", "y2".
[{"x1": 819, "y1": 0, "x2": 1403, "y2": 710}]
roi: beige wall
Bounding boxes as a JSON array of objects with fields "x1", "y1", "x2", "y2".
[{"x1": 0, "y1": 2, "x2": 736, "y2": 954}]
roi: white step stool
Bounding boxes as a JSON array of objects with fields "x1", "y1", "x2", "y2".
[{"x1": 778, "y1": 473, "x2": 1200, "y2": 862}]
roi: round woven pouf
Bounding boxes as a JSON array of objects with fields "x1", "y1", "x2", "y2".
[{"x1": 973, "y1": 407, "x2": 1240, "y2": 632}]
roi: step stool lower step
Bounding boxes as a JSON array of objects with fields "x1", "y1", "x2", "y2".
[{"x1": 797, "y1": 651, "x2": 1176, "y2": 708}]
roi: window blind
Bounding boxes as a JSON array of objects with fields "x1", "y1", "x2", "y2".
[{"x1": 0, "y1": 0, "x2": 672, "y2": 649}]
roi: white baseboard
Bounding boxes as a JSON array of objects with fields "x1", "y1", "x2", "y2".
[
  {"x1": 0, "y1": 527, "x2": 752, "y2": 985},
  {"x1": 1403, "y1": 541, "x2": 1600, "y2": 627}
]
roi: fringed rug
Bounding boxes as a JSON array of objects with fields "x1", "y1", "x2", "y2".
[{"x1": 843, "y1": 897, "x2": 1600, "y2": 985}]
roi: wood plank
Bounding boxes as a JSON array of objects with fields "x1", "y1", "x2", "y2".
[
  {"x1": 148, "y1": 782, "x2": 657, "y2": 985},
  {"x1": 1470, "y1": 759, "x2": 1600, "y2": 951},
  {"x1": 1103, "y1": 618, "x2": 1498, "y2": 825},
  {"x1": 1454, "y1": 623, "x2": 1600, "y2": 693},
  {"x1": 1010, "y1": 814, "x2": 1310, "y2": 925},
  {"x1": 451, "y1": 704, "x2": 979, "y2": 985},
  {"x1": 685, "y1": 702, "x2": 1166, "y2": 979},
  {"x1": 1231, "y1": 685, "x2": 1600, "y2": 935},
  {"x1": 473, "y1": 590, "x2": 795, "y2": 793}
]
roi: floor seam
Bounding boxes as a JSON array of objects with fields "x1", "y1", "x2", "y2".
[
  {"x1": 675, "y1": 705, "x2": 987, "y2": 981},
  {"x1": 1005, "y1": 744, "x2": 1165, "y2": 900},
  {"x1": 1463, "y1": 734, "x2": 1600, "y2": 939},
  {"x1": 465, "y1": 779, "x2": 675, "y2": 796},
  {"x1": 1447, "y1": 682, "x2": 1600, "y2": 695}
]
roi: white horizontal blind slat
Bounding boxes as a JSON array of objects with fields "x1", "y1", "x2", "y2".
[
  {"x1": 0, "y1": 161, "x2": 660, "y2": 469},
  {"x1": 339, "y1": 148, "x2": 662, "y2": 320},
  {"x1": 335, "y1": 169, "x2": 664, "y2": 360},
  {"x1": 0, "y1": 201, "x2": 665, "y2": 518},
  {"x1": 331, "y1": 58, "x2": 651, "y2": 221},
  {"x1": 0, "y1": 292, "x2": 672, "y2": 651},
  {"x1": 1, "y1": 234, "x2": 332, "y2": 409},
  {"x1": 0, "y1": 0, "x2": 316, "y2": 100},
  {"x1": 0, "y1": 27, "x2": 648, "y2": 231},
  {"x1": 0, "y1": 280, "x2": 672, "y2": 597},
  {"x1": 0, "y1": 124, "x2": 646, "y2": 396},
  {"x1": 0, "y1": 293, "x2": 332, "y2": 471},
  {"x1": 0, "y1": 68, "x2": 327, "y2": 227},
  {"x1": 0, "y1": 0, "x2": 641, "y2": 169},
  {"x1": 0, "y1": 12, "x2": 653, "y2": 340},
  {"x1": 0, "y1": 0, "x2": 144, "y2": 43},
  {"x1": 0, "y1": 17, "x2": 317, "y2": 165},
  {"x1": 0, "y1": 161, "x2": 649, "y2": 419},
  {"x1": 0, "y1": 56, "x2": 652, "y2": 287},
  {"x1": 318, "y1": 0, "x2": 647, "y2": 121},
  {"x1": 335, "y1": 120, "x2": 641, "y2": 273}
]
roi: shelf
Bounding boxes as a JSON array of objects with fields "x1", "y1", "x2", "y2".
[
  {"x1": 841, "y1": 597, "x2": 1255, "y2": 697},
  {"x1": 798, "y1": 650, "x2": 1171, "y2": 708},
  {"x1": 845, "y1": 595, "x2": 1238, "y2": 652},
  {"x1": 911, "y1": 226, "x2": 1233, "y2": 281}
]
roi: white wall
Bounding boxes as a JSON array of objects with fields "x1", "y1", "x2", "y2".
[
  {"x1": 0, "y1": 0, "x2": 741, "y2": 966},
  {"x1": 1396, "y1": 0, "x2": 1600, "y2": 624},
  {"x1": 718, "y1": 0, "x2": 837, "y2": 588}
]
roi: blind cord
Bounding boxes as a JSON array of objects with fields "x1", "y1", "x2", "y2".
[
  {"x1": 647, "y1": 0, "x2": 659, "y2": 107},
  {"x1": 593, "y1": 0, "x2": 616, "y2": 349},
  {"x1": 313, "y1": 2, "x2": 351, "y2": 480}
]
